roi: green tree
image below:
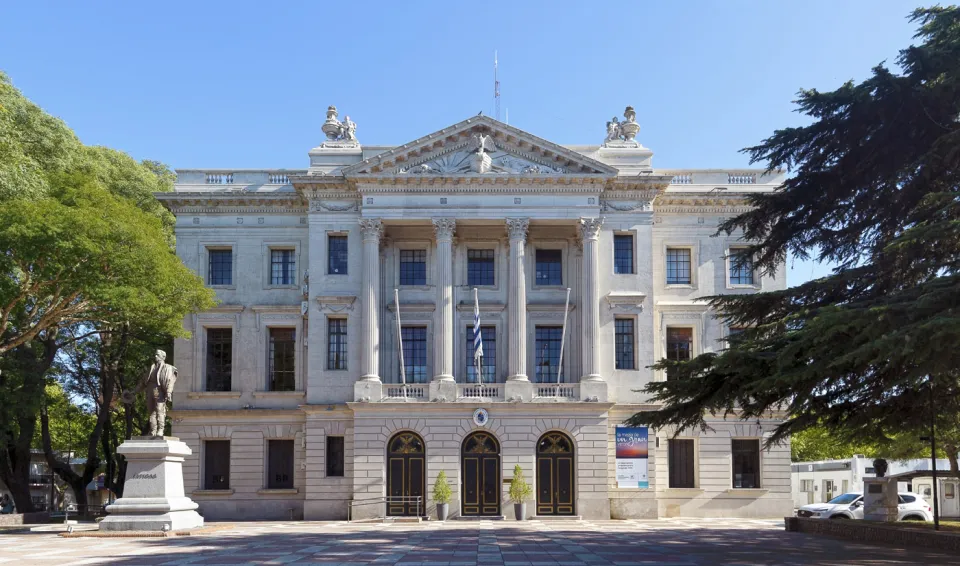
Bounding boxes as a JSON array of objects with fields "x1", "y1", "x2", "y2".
[
  {"x1": 628, "y1": 7, "x2": 960, "y2": 460},
  {"x1": 790, "y1": 425, "x2": 877, "y2": 462},
  {"x1": 0, "y1": 72, "x2": 216, "y2": 512}
]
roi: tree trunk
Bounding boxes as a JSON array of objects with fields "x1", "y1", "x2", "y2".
[
  {"x1": 39, "y1": 404, "x2": 92, "y2": 510},
  {"x1": 943, "y1": 443, "x2": 960, "y2": 482}
]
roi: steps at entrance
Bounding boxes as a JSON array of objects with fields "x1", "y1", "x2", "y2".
[
  {"x1": 534, "y1": 515, "x2": 583, "y2": 521},
  {"x1": 456, "y1": 515, "x2": 505, "y2": 521}
]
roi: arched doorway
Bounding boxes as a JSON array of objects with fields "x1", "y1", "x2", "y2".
[
  {"x1": 461, "y1": 431, "x2": 501, "y2": 516},
  {"x1": 536, "y1": 432, "x2": 575, "y2": 516},
  {"x1": 386, "y1": 432, "x2": 425, "y2": 516}
]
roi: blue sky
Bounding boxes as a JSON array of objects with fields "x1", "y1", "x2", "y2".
[{"x1": 1, "y1": 1, "x2": 928, "y2": 285}]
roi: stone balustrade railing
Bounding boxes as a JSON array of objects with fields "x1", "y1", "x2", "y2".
[
  {"x1": 458, "y1": 384, "x2": 504, "y2": 400},
  {"x1": 175, "y1": 170, "x2": 307, "y2": 186},
  {"x1": 383, "y1": 384, "x2": 427, "y2": 400},
  {"x1": 661, "y1": 170, "x2": 781, "y2": 186},
  {"x1": 535, "y1": 384, "x2": 579, "y2": 400}
]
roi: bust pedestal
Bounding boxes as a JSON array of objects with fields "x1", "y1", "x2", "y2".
[
  {"x1": 862, "y1": 477, "x2": 898, "y2": 522},
  {"x1": 99, "y1": 436, "x2": 204, "y2": 531}
]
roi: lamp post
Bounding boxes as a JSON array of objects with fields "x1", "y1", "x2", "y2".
[{"x1": 921, "y1": 379, "x2": 940, "y2": 531}]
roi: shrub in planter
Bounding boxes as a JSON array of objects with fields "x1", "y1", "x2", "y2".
[
  {"x1": 433, "y1": 470, "x2": 452, "y2": 521},
  {"x1": 509, "y1": 464, "x2": 532, "y2": 520}
]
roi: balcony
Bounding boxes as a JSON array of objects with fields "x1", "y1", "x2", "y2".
[
  {"x1": 382, "y1": 384, "x2": 427, "y2": 401},
  {"x1": 458, "y1": 383, "x2": 504, "y2": 401},
  {"x1": 29, "y1": 474, "x2": 53, "y2": 486},
  {"x1": 535, "y1": 384, "x2": 579, "y2": 401}
]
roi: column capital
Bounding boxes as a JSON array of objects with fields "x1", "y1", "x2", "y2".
[
  {"x1": 578, "y1": 217, "x2": 603, "y2": 241},
  {"x1": 505, "y1": 218, "x2": 530, "y2": 242},
  {"x1": 432, "y1": 218, "x2": 457, "y2": 242},
  {"x1": 358, "y1": 218, "x2": 383, "y2": 242}
]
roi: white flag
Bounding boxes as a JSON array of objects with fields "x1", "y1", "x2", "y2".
[{"x1": 473, "y1": 288, "x2": 483, "y2": 382}]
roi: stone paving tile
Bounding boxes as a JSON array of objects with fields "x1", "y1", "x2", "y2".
[{"x1": 0, "y1": 519, "x2": 956, "y2": 565}]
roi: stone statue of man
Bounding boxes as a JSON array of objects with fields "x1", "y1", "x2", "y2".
[{"x1": 123, "y1": 350, "x2": 178, "y2": 437}]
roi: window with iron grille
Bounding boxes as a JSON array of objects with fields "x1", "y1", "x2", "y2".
[
  {"x1": 270, "y1": 249, "x2": 296, "y2": 285},
  {"x1": 729, "y1": 248, "x2": 754, "y2": 285},
  {"x1": 666, "y1": 248, "x2": 691, "y2": 284},
  {"x1": 614, "y1": 234, "x2": 634, "y2": 274},
  {"x1": 466, "y1": 326, "x2": 496, "y2": 383},
  {"x1": 615, "y1": 318, "x2": 636, "y2": 370},
  {"x1": 327, "y1": 436, "x2": 345, "y2": 477},
  {"x1": 467, "y1": 249, "x2": 495, "y2": 286},
  {"x1": 401, "y1": 326, "x2": 428, "y2": 383},
  {"x1": 732, "y1": 439, "x2": 761, "y2": 488},
  {"x1": 204, "y1": 440, "x2": 230, "y2": 490},
  {"x1": 535, "y1": 249, "x2": 562, "y2": 286},
  {"x1": 269, "y1": 328, "x2": 296, "y2": 391},
  {"x1": 327, "y1": 318, "x2": 347, "y2": 370},
  {"x1": 328, "y1": 235, "x2": 348, "y2": 275},
  {"x1": 399, "y1": 249, "x2": 427, "y2": 286},
  {"x1": 535, "y1": 326, "x2": 564, "y2": 383},
  {"x1": 208, "y1": 249, "x2": 232, "y2": 285},
  {"x1": 267, "y1": 440, "x2": 294, "y2": 489},
  {"x1": 205, "y1": 328, "x2": 232, "y2": 392},
  {"x1": 668, "y1": 439, "x2": 696, "y2": 488}
]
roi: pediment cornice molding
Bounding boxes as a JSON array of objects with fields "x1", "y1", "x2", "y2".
[
  {"x1": 341, "y1": 116, "x2": 619, "y2": 178},
  {"x1": 654, "y1": 192, "x2": 756, "y2": 214}
]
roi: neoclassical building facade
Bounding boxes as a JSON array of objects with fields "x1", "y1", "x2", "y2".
[{"x1": 160, "y1": 108, "x2": 792, "y2": 521}]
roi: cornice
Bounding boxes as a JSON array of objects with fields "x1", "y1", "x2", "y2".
[{"x1": 654, "y1": 192, "x2": 756, "y2": 215}]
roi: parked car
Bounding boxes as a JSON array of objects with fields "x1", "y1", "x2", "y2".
[{"x1": 796, "y1": 492, "x2": 932, "y2": 521}]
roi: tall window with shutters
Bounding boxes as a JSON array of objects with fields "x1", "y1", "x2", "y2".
[
  {"x1": 327, "y1": 318, "x2": 347, "y2": 370},
  {"x1": 668, "y1": 439, "x2": 696, "y2": 488},
  {"x1": 267, "y1": 440, "x2": 294, "y2": 489}
]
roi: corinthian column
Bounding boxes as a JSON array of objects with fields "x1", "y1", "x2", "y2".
[
  {"x1": 506, "y1": 218, "x2": 530, "y2": 382},
  {"x1": 358, "y1": 218, "x2": 383, "y2": 382},
  {"x1": 579, "y1": 217, "x2": 604, "y2": 382},
  {"x1": 432, "y1": 218, "x2": 456, "y2": 382}
]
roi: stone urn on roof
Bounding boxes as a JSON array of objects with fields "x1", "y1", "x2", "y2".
[{"x1": 619, "y1": 106, "x2": 640, "y2": 142}]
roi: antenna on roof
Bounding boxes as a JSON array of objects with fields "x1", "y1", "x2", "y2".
[
  {"x1": 494, "y1": 50, "x2": 501, "y2": 121},
  {"x1": 506, "y1": 108, "x2": 509, "y2": 126}
]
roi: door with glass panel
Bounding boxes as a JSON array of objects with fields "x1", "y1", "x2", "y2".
[{"x1": 536, "y1": 432, "x2": 575, "y2": 516}]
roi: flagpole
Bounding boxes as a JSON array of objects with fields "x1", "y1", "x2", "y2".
[
  {"x1": 556, "y1": 288, "x2": 571, "y2": 398},
  {"x1": 395, "y1": 289, "x2": 406, "y2": 398},
  {"x1": 474, "y1": 288, "x2": 482, "y2": 388}
]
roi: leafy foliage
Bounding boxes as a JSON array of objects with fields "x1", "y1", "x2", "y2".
[
  {"x1": 790, "y1": 425, "x2": 876, "y2": 462},
  {"x1": 628, "y1": 7, "x2": 960, "y2": 453},
  {"x1": 509, "y1": 464, "x2": 532, "y2": 503},
  {"x1": 432, "y1": 470, "x2": 452, "y2": 504}
]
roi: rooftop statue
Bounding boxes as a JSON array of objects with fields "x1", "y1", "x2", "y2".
[{"x1": 321, "y1": 105, "x2": 360, "y2": 145}]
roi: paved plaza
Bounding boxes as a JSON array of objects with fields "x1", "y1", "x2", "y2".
[{"x1": 1, "y1": 519, "x2": 954, "y2": 565}]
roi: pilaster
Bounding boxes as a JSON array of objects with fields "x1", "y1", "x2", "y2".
[
  {"x1": 357, "y1": 218, "x2": 383, "y2": 387},
  {"x1": 432, "y1": 218, "x2": 456, "y2": 383}
]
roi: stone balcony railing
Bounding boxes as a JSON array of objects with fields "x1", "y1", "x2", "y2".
[
  {"x1": 175, "y1": 170, "x2": 308, "y2": 187},
  {"x1": 378, "y1": 382, "x2": 582, "y2": 402},
  {"x1": 660, "y1": 169, "x2": 782, "y2": 186},
  {"x1": 458, "y1": 383, "x2": 504, "y2": 401},
  {"x1": 535, "y1": 384, "x2": 579, "y2": 401}
]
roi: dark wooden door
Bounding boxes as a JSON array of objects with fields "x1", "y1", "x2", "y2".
[
  {"x1": 536, "y1": 432, "x2": 575, "y2": 516},
  {"x1": 461, "y1": 431, "x2": 501, "y2": 516},
  {"x1": 387, "y1": 432, "x2": 425, "y2": 516}
]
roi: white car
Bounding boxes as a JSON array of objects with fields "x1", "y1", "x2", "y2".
[{"x1": 796, "y1": 492, "x2": 932, "y2": 521}]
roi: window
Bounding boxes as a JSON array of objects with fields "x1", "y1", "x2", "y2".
[
  {"x1": 729, "y1": 248, "x2": 754, "y2": 285},
  {"x1": 328, "y1": 235, "x2": 348, "y2": 275},
  {"x1": 534, "y1": 326, "x2": 564, "y2": 383},
  {"x1": 204, "y1": 440, "x2": 230, "y2": 490},
  {"x1": 467, "y1": 249, "x2": 495, "y2": 286},
  {"x1": 208, "y1": 249, "x2": 233, "y2": 286},
  {"x1": 466, "y1": 326, "x2": 496, "y2": 383},
  {"x1": 267, "y1": 440, "x2": 294, "y2": 489},
  {"x1": 401, "y1": 326, "x2": 428, "y2": 383},
  {"x1": 399, "y1": 249, "x2": 427, "y2": 286},
  {"x1": 327, "y1": 436, "x2": 345, "y2": 477},
  {"x1": 614, "y1": 234, "x2": 634, "y2": 274},
  {"x1": 205, "y1": 328, "x2": 232, "y2": 392},
  {"x1": 665, "y1": 248, "x2": 691, "y2": 285},
  {"x1": 615, "y1": 318, "x2": 636, "y2": 370},
  {"x1": 945, "y1": 484, "x2": 956, "y2": 499},
  {"x1": 327, "y1": 319, "x2": 347, "y2": 370},
  {"x1": 535, "y1": 249, "x2": 563, "y2": 286},
  {"x1": 732, "y1": 439, "x2": 761, "y2": 489},
  {"x1": 800, "y1": 479, "x2": 814, "y2": 492},
  {"x1": 268, "y1": 328, "x2": 296, "y2": 391},
  {"x1": 668, "y1": 439, "x2": 696, "y2": 488},
  {"x1": 666, "y1": 327, "x2": 693, "y2": 362},
  {"x1": 270, "y1": 249, "x2": 296, "y2": 286}
]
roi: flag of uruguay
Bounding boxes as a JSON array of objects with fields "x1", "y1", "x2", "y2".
[{"x1": 473, "y1": 290, "x2": 483, "y2": 367}]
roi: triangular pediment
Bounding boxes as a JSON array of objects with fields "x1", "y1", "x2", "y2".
[{"x1": 341, "y1": 116, "x2": 617, "y2": 178}]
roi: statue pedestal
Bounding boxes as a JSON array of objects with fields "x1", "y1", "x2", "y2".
[
  {"x1": 862, "y1": 477, "x2": 898, "y2": 522},
  {"x1": 99, "y1": 437, "x2": 204, "y2": 531}
]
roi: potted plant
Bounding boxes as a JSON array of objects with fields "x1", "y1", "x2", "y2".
[
  {"x1": 433, "y1": 470, "x2": 452, "y2": 521},
  {"x1": 509, "y1": 464, "x2": 532, "y2": 520}
]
